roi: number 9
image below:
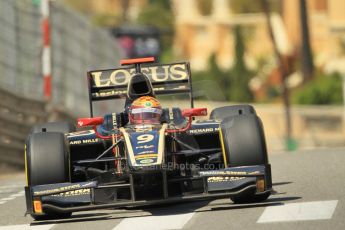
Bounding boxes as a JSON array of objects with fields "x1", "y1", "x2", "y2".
[{"x1": 137, "y1": 134, "x2": 154, "y2": 143}]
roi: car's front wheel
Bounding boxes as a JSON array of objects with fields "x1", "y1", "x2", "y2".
[
  {"x1": 218, "y1": 112, "x2": 271, "y2": 203},
  {"x1": 25, "y1": 132, "x2": 72, "y2": 220}
]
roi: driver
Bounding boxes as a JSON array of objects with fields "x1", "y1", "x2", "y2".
[{"x1": 128, "y1": 96, "x2": 162, "y2": 125}]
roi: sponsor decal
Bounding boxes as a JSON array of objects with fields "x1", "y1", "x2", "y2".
[
  {"x1": 135, "y1": 126, "x2": 153, "y2": 132},
  {"x1": 81, "y1": 182, "x2": 95, "y2": 187},
  {"x1": 69, "y1": 138, "x2": 99, "y2": 145},
  {"x1": 188, "y1": 127, "x2": 219, "y2": 134},
  {"x1": 138, "y1": 158, "x2": 155, "y2": 164},
  {"x1": 136, "y1": 145, "x2": 155, "y2": 149},
  {"x1": 70, "y1": 140, "x2": 82, "y2": 145},
  {"x1": 207, "y1": 176, "x2": 245, "y2": 183},
  {"x1": 134, "y1": 154, "x2": 158, "y2": 159},
  {"x1": 200, "y1": 170, "x2": 260, "y2": 176},
  {"x1": 91, "y1": 64, "x2": 188, "y2": 87},
  {"x1": 82, "y1": 138, "x2": 99, "y2": 144},
  {"x1": 52, "y1": 189, "x2": 90, "y2": 197},
  {"x1": 112, "y1": 113, "x2": 117, "y2": 127},
  {"x1": 34, "y1": 184, "x2": 81, "y2": 196},
  {"x1": 136, "y1": 150, "x2": 155, "y2": 155},
  {"x1": 33, "y1": 182, "x2": 96, "y2": 196}
]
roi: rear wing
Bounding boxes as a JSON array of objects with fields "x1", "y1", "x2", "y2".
[{"x1": 87, "y1": 61, "x2": 193, "y2": 116}]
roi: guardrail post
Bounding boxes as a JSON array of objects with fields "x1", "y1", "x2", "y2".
[{"x1": 41, "y1": 0, "x2": 52, "y2": 100}]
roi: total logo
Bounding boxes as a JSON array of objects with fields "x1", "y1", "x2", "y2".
[{"x1": 138, "y1": 158, "x2": 155, "y2": 164}]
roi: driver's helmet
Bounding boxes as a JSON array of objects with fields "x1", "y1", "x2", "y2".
[{"x1": 129, "y1": 96, "x2": 162, "y2": 124}]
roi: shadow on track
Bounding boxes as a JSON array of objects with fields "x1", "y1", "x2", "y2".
[{"x1": 272, "y1": 181, "x2": 293, "y2": 186}]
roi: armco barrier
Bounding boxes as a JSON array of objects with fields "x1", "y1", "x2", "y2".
[{"x1": 0, "y1": 88, "x2": 75, "y2": 168}]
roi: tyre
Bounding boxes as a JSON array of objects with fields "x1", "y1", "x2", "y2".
[
  {"x1": 219, "y1": 114, "x2": 268, "y2": 167},
  {"x1": 210, "y1": 105, "x2": 256, "y2": 120},
  {"x1": 25, "y1": 132, "x2": 72, "y2": 220},
  {"x1": 219, "y1": 114, "x2": 271, "y2": 203},
  {"x1": 31, "y1": 121, "x2": 75, "y2": 134}
]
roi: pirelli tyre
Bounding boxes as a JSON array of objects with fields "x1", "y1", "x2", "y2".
[
  {"x1": 31, "y1": 121, "x2": 76, "y2": 134},
  {"x1": 210, "y1": 105, "x2": 256, "y2": 120},
  {"x1": 25, "y1": 132, "x2": 72, "y2": 220},
  {"x1": 219, "y1": 114, "x2": 270, "y2": 203}
]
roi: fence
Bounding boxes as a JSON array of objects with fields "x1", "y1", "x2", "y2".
[
  {"x1": 0, "y1": 0, "x2": 42, "y2": 100},
  {"x1": 0, "y1": 0, "x2": 124, "y2": 117},
  {"x1": 50, "y1": 2, "x2": 124, "y2": 116}
]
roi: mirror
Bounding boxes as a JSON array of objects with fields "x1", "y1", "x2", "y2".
[
  {"x1": 182, "y1": 108, "x2": 207, "y2": 117},
  {"x1": 77, "y1": 117, "x2": 104, "y2": 127}
]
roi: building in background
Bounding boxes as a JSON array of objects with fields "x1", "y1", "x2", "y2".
[
  {"x1": 62, "y1": 0, "x2": 147, "y2": 25},
  {"x1": 61, "y1": 0, "x2": 345, "y2": 75},
  {"x1": 284, "y1": 0, "x2": 345, "y2": 68},
  {"x1": 173, "y1": 0, "x2": 280, "y2": 71},
  {"x1": 90, "y1": 0, "x2": 148, "y2": 23},
  {"x1": 172, "y1": 0, "x2": 345, "y2": 71}
]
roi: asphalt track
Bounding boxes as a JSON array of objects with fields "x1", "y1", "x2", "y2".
[{"x1": 0, "y1": 148, "x2": 344, "y2": 230}]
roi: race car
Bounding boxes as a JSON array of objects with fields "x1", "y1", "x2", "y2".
[{"x1": 24, "y1": 57, "x2": 272, "y2": 220}]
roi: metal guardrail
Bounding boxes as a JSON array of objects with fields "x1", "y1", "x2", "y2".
[
  {"x1": 0, "y1": 88, "x2": 46, "y2": 167},
  {"x1": 0, "y1": 87, "x2": 79, "y2": 168}
]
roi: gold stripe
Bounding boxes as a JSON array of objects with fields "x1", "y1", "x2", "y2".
[
  {"x1": 68, "y1": 145, "x2": 71, "y2": 181},
  {"x1": 218, "y1": 127, "x2": 228, "y2": 167},
  {"x1": 120, "y1": 127, "x2": 136, "y2": 166},
  {"x1": 157, "y1": 124, "x2": 167, "y2": 164},
  {"x1": 135, "y1": 154, "x2": 158, "y2": 159},
  {"x1": 24, "y1": 144, "x2": 28, "y2": 186}
]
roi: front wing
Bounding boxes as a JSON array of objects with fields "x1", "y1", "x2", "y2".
[{"x1": 25, "y1": 165, "x2": 271, "y2": 215}]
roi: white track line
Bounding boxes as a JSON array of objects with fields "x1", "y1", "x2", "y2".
[
  {"x1": 0, "y1": 190, "x2": 25, "y2": 205},
  {"x1": 0, "y1": 197, "x2": 16, "y2": 201},
  {"x1": 10, "y1": 192, "x2": 25, "y2": 197},
  {"x1": 0, "y1": 224, "x2": 55, "y2": 230},
  {"x1": 113, "y1": 213, "x2": 195, "y2": 230},
  {"x1": 257, "y1": 200, "x2": 338, "y2": 223},
  {"x1": 0, "y1": 189, "x2": 18, "y2": 194},
  {"x1": 0, "y1": 185, "x2": 23, "y2": 189}
]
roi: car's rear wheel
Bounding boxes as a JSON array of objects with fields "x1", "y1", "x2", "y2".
[
  {"x1": 25, "y1": 132, "x2": 72, "y2": 220},
  {"x1": 218, "y1": 111, "x2": 271, "y2": 203}
]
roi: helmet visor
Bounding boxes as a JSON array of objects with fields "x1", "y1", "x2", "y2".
[{"x1": 130, "y1": 107, "x2": 162, "y2": 124}]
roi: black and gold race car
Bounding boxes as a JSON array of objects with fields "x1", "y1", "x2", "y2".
[{"x1": 24, "y1": 57, "x2": 272, "y2": 220}]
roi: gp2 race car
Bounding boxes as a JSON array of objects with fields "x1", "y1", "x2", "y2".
[{"x1": 24, "y1": 57, "x2": 272, "y2": 220}]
